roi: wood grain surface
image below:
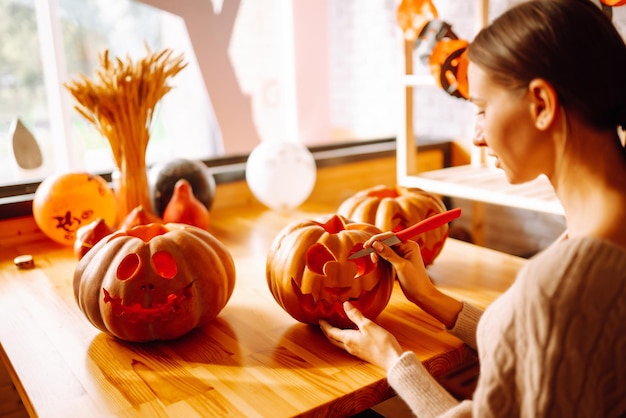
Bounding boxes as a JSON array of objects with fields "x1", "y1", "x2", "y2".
[{"x1": 0, "y1": 202, "x2": 524, "y2": 417}]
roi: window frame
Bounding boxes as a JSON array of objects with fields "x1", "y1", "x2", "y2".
[{"x1": 0, "y1": 137, "x2": 453, "y2": 220}]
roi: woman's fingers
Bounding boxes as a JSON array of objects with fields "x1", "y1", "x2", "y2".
[
  {"x1": 319, "y1": 319, "x2": 345, "y2": 347},
  {"x1": 370, "y1": 240, "x2": 413, "y2": 265},
  {"x1": 319, "y1": 302, "x2": 366, "y2": 347},
  {"x1": 319, "y1": 304, "x2": 403, "y2": 369},
  {"x1": 363, "y1": 232, "x2": 395, "y2": 248},
  {"x1": 319, "y1": 302, "x2": 365, "y2": 337},
  {"x1": 342, "y1": 301, "x2": 365, "y2": 326}
]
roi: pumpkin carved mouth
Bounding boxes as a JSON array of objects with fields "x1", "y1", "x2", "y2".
[
  {"x1": 102, "y1": 282, "x2": 194, "y2": 323},
  {"x1": 293, "y1": 277, "x2": 382, "y2": 317}
]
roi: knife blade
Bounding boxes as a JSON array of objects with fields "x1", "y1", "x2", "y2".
[{"x1": 348, "y1": 207, "x2": 462, "y2": 260}]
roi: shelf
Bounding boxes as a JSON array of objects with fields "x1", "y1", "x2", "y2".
[
  {"x1": 402, "y1": 74, "x2": 436, "y2": 87},
  {"x1": 398, "y1": 165, "x2": 564, "y2": 216},
  {"x1": 395, "y1": 0, "x2": 566, "y2": 248}
]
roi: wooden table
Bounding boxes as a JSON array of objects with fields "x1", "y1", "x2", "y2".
[{"x1": 0, "y1": 203, "x2": 524, "y2": 417}]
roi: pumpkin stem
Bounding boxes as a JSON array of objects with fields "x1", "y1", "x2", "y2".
[
  {"x1": 110, "y1": 223, "x2": 169, "y2": 242},
  {"x1": 366, "y1": 187, "x2": 400, "y2": 199}
]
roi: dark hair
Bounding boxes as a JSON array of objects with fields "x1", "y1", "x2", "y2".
[{"x1": 467, "y1": 0, "x2": 626, "y2": 131}]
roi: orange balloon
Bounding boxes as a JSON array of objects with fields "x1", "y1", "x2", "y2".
[
  {"x1": 601, "y1": 0, "x2": 626, "y2": 6},
  {"x1": 397, "y1": 0, "x2": 438, "y2": 41},
  {"x1": 430, "y1": 38, "x2": 469, "y2": 99},
  {"x1": 33, "y1": 173, "x2": 117, "y2": 246}
]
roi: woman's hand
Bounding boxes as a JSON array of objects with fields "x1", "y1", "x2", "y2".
[
  {"x1": 364, "y1": 234, "x2": 433, "y2": 305},
  {"x1": 363, "y1": 233, "x2": 464, "y2": 329},
  {"x1": 319, "y1": 301, "x2": 403, "y2": 370}
]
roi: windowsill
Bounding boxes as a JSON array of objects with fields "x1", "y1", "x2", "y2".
[{"x1": 0, "y1": 137, "x2": 451, "y2": 220}]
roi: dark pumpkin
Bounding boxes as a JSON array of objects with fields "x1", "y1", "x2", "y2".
[{"x1": 149, "y1": 158, "x2": 216, "y2": 217}]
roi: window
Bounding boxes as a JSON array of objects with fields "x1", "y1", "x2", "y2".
[
  {"x1": 3, "y1": 0, "x2": 624, "y2": 190},
  {"x1": 1, "y1": 0, "x2": 217, "y2": 187},
  {"x1": 0, "y1": 0, "x2": 480, "y2": 191}
]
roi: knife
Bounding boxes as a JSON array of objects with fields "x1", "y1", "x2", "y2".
[{"x1": 348, "y1": 207, "x2": 462, "y2": 260}]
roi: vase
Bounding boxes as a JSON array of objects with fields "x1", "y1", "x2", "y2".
[{"x1": 115, "y1": 158, "x2": 153, "y2": 225}]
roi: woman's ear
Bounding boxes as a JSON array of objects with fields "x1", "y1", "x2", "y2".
[{"x1": 528, "y1": 78, "x2": 558, "y2": 131}]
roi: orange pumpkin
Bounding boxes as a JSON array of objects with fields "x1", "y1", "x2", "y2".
[
  {"x1": 337, "y1": 185, "x2": 449, "y2": 266},
  {"x1": 162, "y1": 179, "x2": 210, "y2": 230},
  {"x1": 74, "y1": 218, "x2": 114, "y2": 260},
  {"x1": 119, "y1": 205, "x2": 163, "y2": 230},
  {"x1": 73, "y1": 223, "x2": 236, "y2": 342},
  {"x1": 73, "y1": 206, "x2": 162, "y2": 260},
  {"x1": 266, "y1": 214, "x2": 394, "y2": 328}
]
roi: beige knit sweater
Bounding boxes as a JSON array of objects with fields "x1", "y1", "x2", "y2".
[{"x1": 387, "y1": 237, "x2": 626, "y2": 417}]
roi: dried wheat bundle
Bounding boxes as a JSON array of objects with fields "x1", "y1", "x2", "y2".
[
  {"x1": 65, "y1": 46, "x2": 187, "y2": 168},
  {"x1": 65, "y1": 46, "x2": 187, "y2": 222}
]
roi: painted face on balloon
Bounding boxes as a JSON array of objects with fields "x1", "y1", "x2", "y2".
[{"x1": 33, "y1": 173, "x2": 117, "y2": 245}]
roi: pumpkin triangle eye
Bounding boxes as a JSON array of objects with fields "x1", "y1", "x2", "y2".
[
  {"x1": 152, "y1": 250, "x2": 177, "y2": 279},
  {"x1": 117, "y1": 253, "x2": 140, "y2": 281},
  {"x1": 306, "y1": 244, "x2": 336, "y2": 274}
]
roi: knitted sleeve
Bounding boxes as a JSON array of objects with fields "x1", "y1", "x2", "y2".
[
  {"x1": 447, "y1": 302, "x2": 483, "y2": 351},
  {"x1": 385, "y1": 302, "x2": 482, "y2": 418},
  {"x1": 387, "y1": 352, "x2": 477, "y2": 417},
  {"x1": 387, "y1": 351, "x2": 461, "y2": 418}
]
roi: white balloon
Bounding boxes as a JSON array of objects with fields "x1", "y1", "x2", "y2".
[{"x1": 245, "y1": 142, "x2": 317, "y2": 211}]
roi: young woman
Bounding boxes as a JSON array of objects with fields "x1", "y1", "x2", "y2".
[{"x1": 320, "y1": 0, "x2": 626, "y2": 416}]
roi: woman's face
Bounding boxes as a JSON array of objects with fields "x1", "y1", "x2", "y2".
[{"x1": 468, "y1": 63, "x2": 549, "y2": 184}]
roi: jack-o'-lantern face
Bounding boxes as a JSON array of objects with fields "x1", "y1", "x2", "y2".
[
  {"x1": 267, "y1": 214, "x2": 395, "y2": 328},
  {"x1": 73, "y1": 223, "x2": 236, "y2": 342},
  {"x1": 102, "y1": 228, "x2": 188, "y2": 324}
]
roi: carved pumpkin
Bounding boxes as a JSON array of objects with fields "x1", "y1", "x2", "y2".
[
  {"x1": 337, "y1": 185, "x2": 449, "y2": 266},
  {"x1": 266, "y1": 214, "x2": 394, "y2": 328},
  {"x1": 73, "y1": 223, "x2": 236, "y2": 342}
]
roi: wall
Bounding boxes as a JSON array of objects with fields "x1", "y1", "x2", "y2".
[
  {"x1": 451, "y1": 199, "x2": 566, "y2": 258},
  {"x1": 209, "y1": 148, "x2": 563, "y2": 259},
  {"x1": 131, "y1": 0, "x2": 626, "y2": 158}
]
